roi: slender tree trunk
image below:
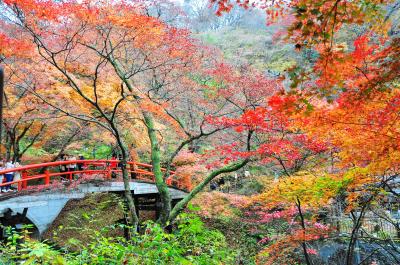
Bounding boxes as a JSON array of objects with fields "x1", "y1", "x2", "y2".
[
  {"x1": 296, "y1": 198, "x2": 312, "y2": 265},
  {"x1": 346, "y1": 207, "x2": 367, "y2": 265},
  {"x1": 143, "y1": 112, "x2": 172, "y2": 225},
  {"x1": 169, "y1": 160, "x2": 248, "y2": 222},
  {"x1": 5, "y1": 132, "x2": 11, "y2": 161},
  {"x1": 0, "y1": 67, "x2": 3, "y2": 158},
  {"x1": 13, "y1": 139, "x2": 20, "y2": 162}
]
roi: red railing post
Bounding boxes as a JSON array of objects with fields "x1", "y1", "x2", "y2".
[
  {"x1": 17, "y1": 171, "x2": 23, "y2": 191},
  {"x1": 22, "y1": 171, "x2": 28, "y2": 190},
  {"x1": 130, "y1": 162, "x2": 137, "y2": 179},
  {"x1": 166, "y1": 177, "x2": 172, "y2": 186},
  {"x1": 45, "y1": 170, "x2": 50, "y2": 186}
]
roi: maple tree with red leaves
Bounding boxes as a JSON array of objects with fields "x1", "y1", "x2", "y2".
[
  {"x1": 0, "y1": 0, "x2": 204, "y2": 230},
  {"x1": 0, "y1": 0, "x2": 309, "y2": 230},
  {"x1": 1, "y1": 0, "x2": 400, "y2": 264},
  {"x1": 206, "y1": 0, "x2": 400, "y2": 264},
  {"x1": 204, "y1": 64, "x2": 327, "y2": 176}
]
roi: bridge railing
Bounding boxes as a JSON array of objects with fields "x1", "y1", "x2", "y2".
[{"x1": 0, "y1": 160, "x2": 184, "y2": 192}]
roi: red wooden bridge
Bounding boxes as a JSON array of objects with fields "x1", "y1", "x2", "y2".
[
  {"x1": 0, "y1": 160, "x2": 189, "y2": 236},
  {"x1": 0, "y1": 160, "x2": 188, "y2": 194}
]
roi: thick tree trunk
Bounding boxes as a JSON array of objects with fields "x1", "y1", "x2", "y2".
[
  {"x1": 116, "y1": 136, "x2": 139, "y2": 234},
  {"x1": 143, "y1": 112, "x2": 172, "y2": 225},
  {"x1": 169, "y1": 160, "x2": 248, "y2": 222},
  {"x1": 121, "y1": 159, "x2": 139, "y2": 234}
]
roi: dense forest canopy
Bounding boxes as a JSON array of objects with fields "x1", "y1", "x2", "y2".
[{"x1": 0, "y1": 0, "x2": 400, "y2": 264}]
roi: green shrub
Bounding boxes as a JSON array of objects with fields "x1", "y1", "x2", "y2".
[{"x1": 0, "y1": 214, "x2": 236, "y2": 265}]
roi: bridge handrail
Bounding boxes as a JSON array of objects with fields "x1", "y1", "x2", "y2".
[
  {"x1": 0, "y1": 160, "x2": 182, "y2": 191},
  {"x1": 0, "y1": 160, "x2": 173, "y2": 175}
]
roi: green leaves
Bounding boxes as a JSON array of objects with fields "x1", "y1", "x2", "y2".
[{"x1": 0, "y1": 214, "x2": 235, "y2": 265}]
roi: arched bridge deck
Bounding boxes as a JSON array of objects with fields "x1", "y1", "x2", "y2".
[{"x1": 0, "y1": 160, "x2": 188, "y2": 235}]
